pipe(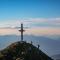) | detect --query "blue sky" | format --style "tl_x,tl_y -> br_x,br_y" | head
0,0 -> 60,20
0,0 -> 60,35
0,0 -> 60,27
